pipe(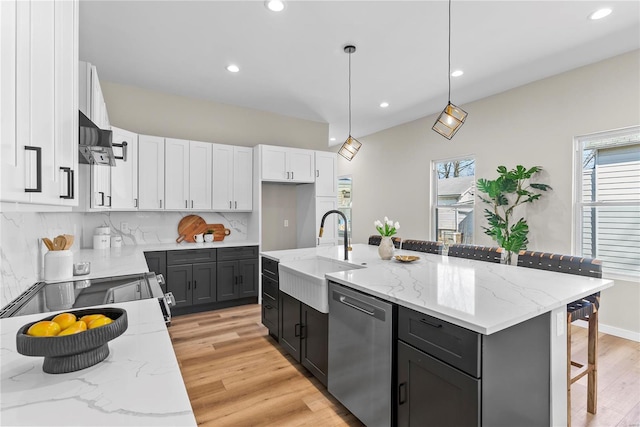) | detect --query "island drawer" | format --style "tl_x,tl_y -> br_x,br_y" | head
218,246 -> 258,261
398,306 -> 481,377
262,257 -> 279,282
262,276 -> 279,306
167,249 -> 217,265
